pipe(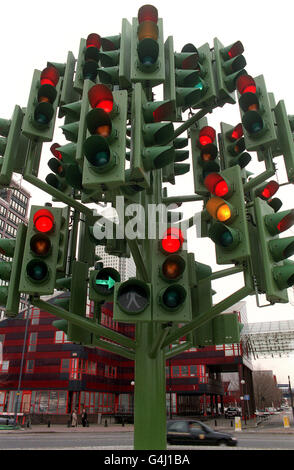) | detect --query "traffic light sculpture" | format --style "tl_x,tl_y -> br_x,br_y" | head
131,5 -> 165,86
205,165 -> 251,265
190,118 -> 220,196
22,65 -> 62,142
2,2 -> 294,452
19,206 -> 63,295
82,84 -> 128,191
251,197 -> 294,303
236,74 -> 277,151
